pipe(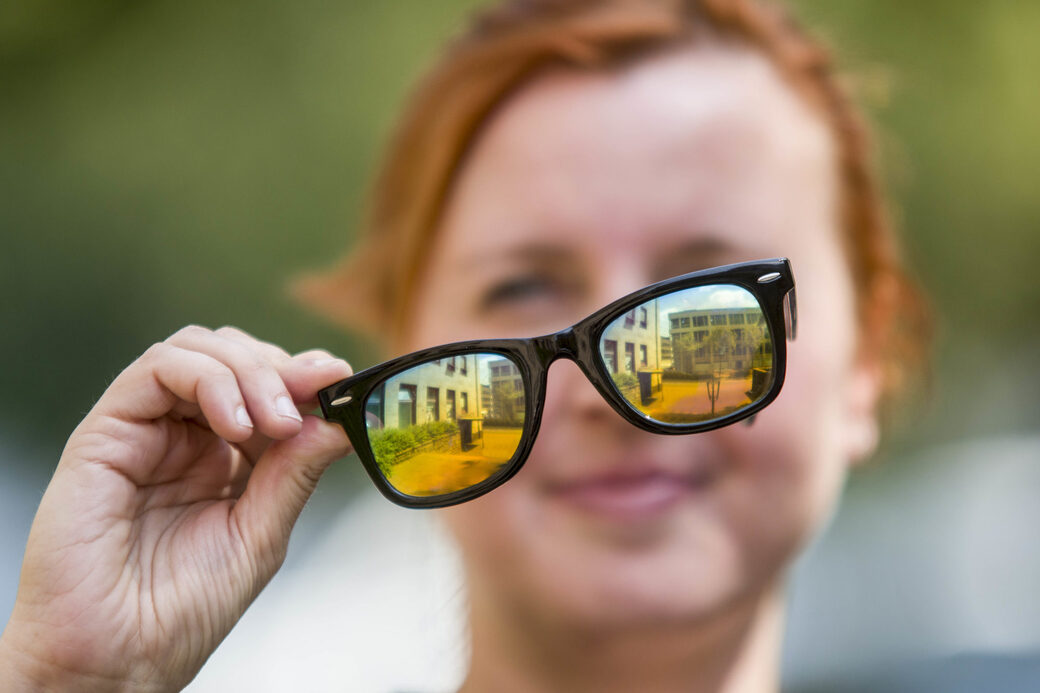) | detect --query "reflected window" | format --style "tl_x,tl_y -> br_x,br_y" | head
603,339 -> 618,374
398,384 -> 416,427
426,387 -> 440,422
366,383 -> 385,429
